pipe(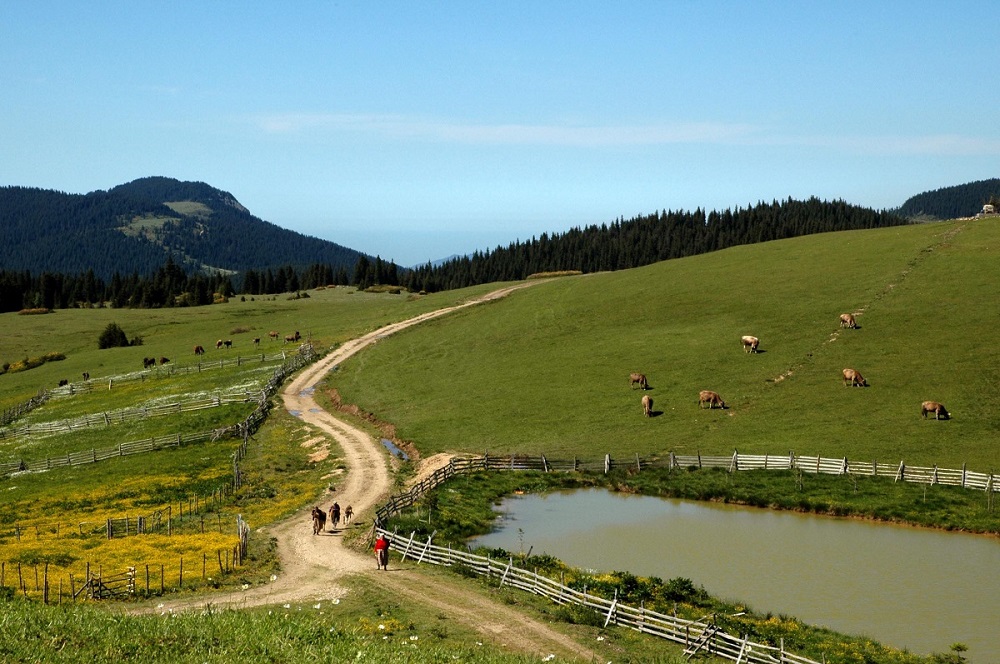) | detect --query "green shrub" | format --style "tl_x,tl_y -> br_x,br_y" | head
98,322 -> 130,349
